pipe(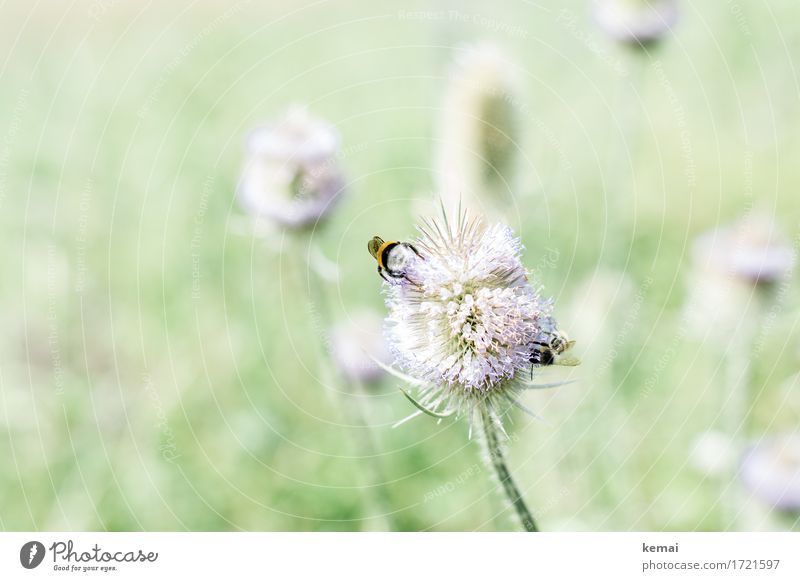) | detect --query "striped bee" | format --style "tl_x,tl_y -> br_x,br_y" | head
367,236 -> 423,283
528,330 -> 578,378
